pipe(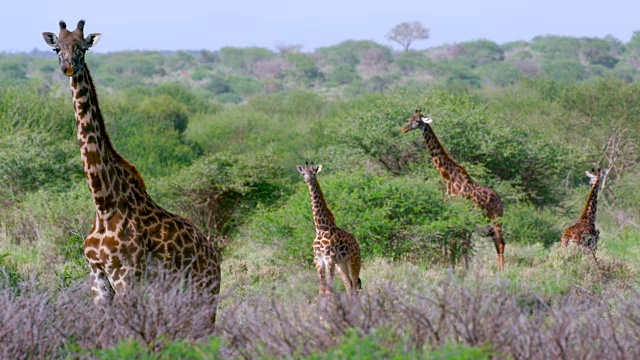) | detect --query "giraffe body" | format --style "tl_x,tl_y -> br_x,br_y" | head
42,21 -> 221,315
297,163 -> 361,298
561,169 -> 602,250
403,110 -> 505,271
